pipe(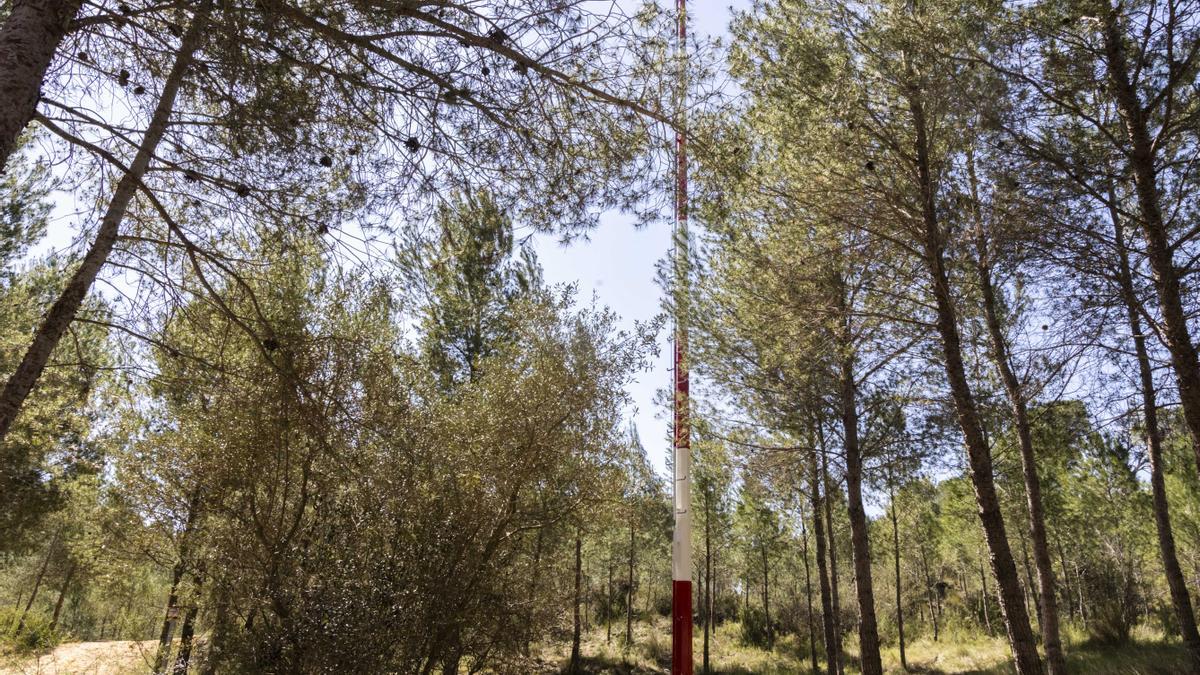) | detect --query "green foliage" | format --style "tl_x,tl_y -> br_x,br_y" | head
0,143 -> 112,550
0,608 -> 60,654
